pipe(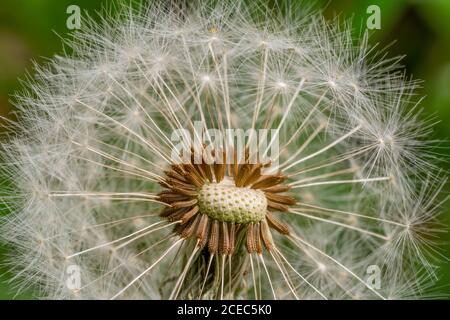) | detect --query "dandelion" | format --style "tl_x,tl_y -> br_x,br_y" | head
0,1 -> 447,300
